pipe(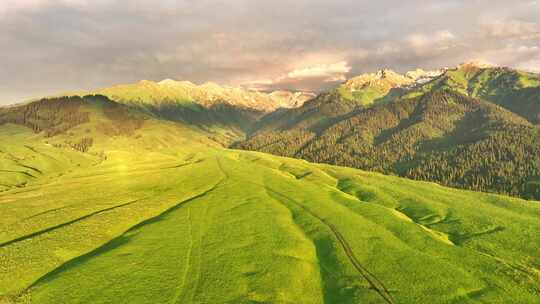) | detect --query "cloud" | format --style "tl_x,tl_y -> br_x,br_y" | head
518,60 -> 540,73
406,30 -> 457,54
0,0 -> 47,12
435,30 -> 456,42
1,1 -> 540,103
516,45 -> 540,53
286,61 -> 351,81
479,19 -> 540,39
0,0 -> 90,14
242,61 -> 351,91
454,42 -> 540,75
